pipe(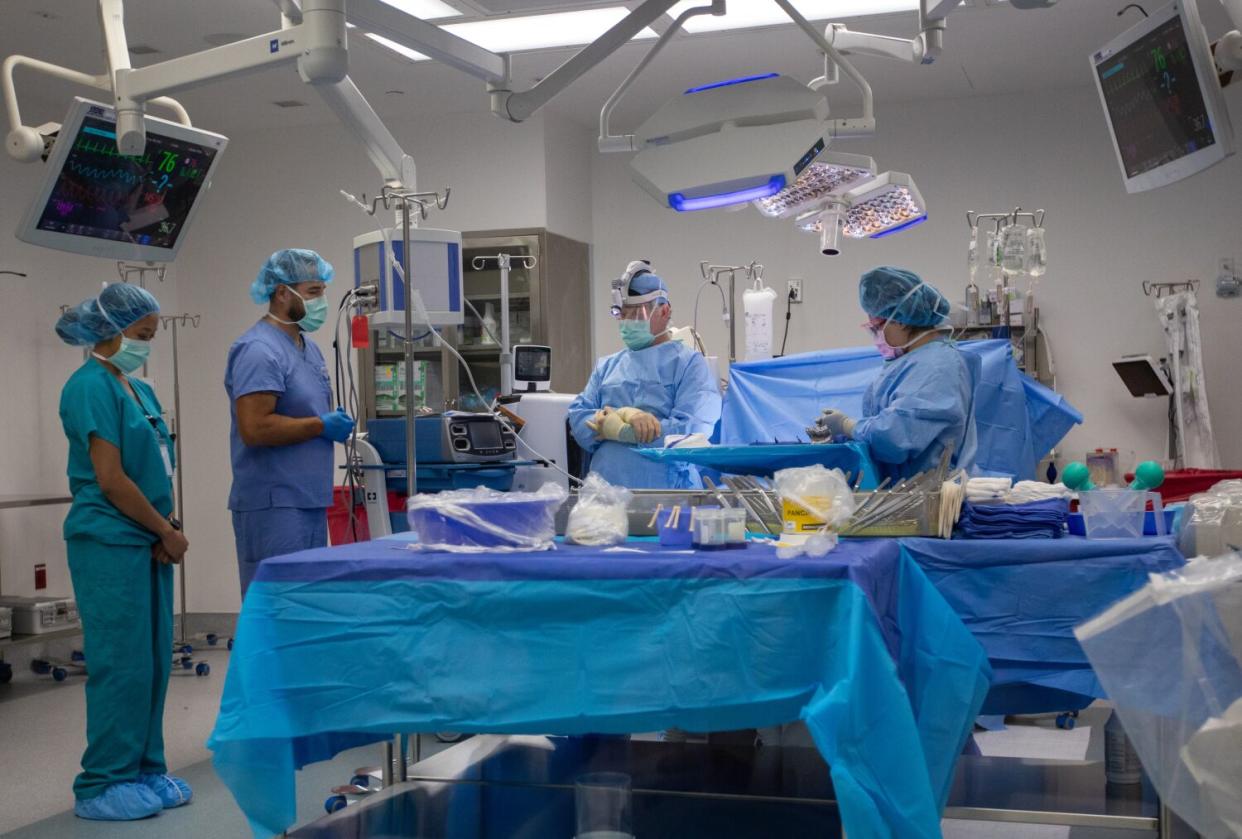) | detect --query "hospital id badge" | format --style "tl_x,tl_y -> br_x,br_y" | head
160,442 -> 174,478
